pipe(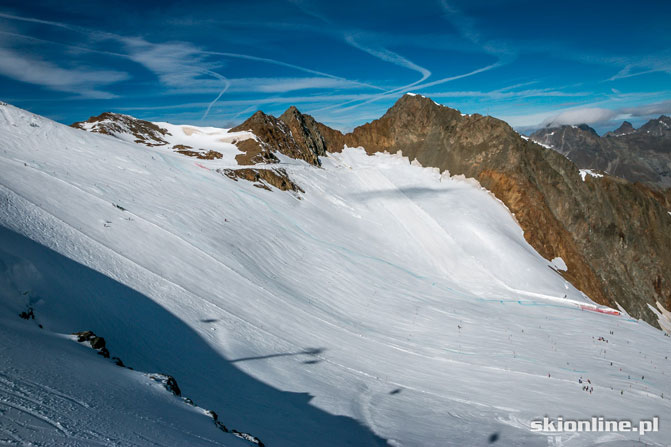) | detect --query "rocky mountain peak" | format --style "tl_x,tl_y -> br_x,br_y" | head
638,115 -> 671,137
233,110 -> 277,130
230,107 -> 327,166
576,123 -> 599,135
607,120 -> 635,137
279,105 -> 302,119
385,93 -> 464,120
342,93 -> 497,156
